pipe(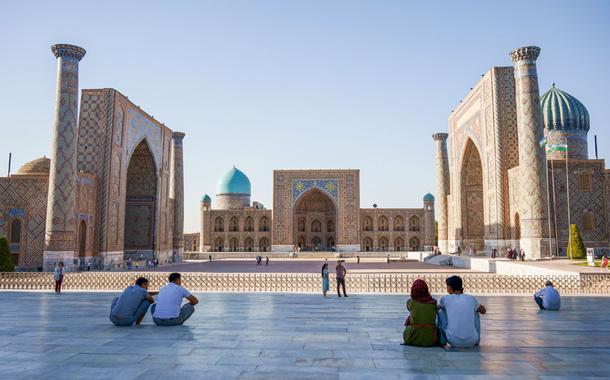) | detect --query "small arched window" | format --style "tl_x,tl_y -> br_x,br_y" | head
363,216 -> 373,232
394,216 -> 404,231
394,237 -> 404,251
311,220 -> 322,233
298,218 -> 306,232
214,217 -> 224,232
409,237 -> 420,251
409,216 -> 420,232
327,220 -> 335,233
378,216 -> 388,231
379,237 -> 388,251
259,217 -> 269,232
245,217 -> 254,232
230,217 -> 239,232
